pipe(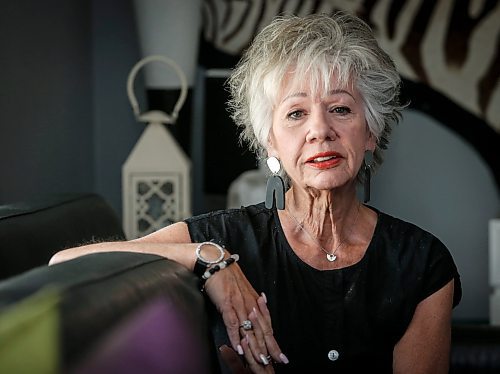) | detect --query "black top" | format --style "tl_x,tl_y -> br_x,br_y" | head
186,203 -> 461,373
